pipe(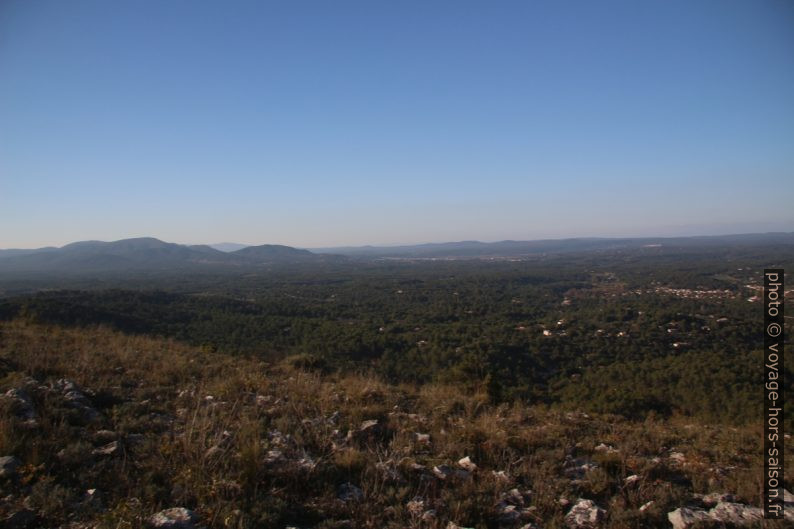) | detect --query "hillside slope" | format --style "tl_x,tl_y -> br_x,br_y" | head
0,321 -> 790,528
